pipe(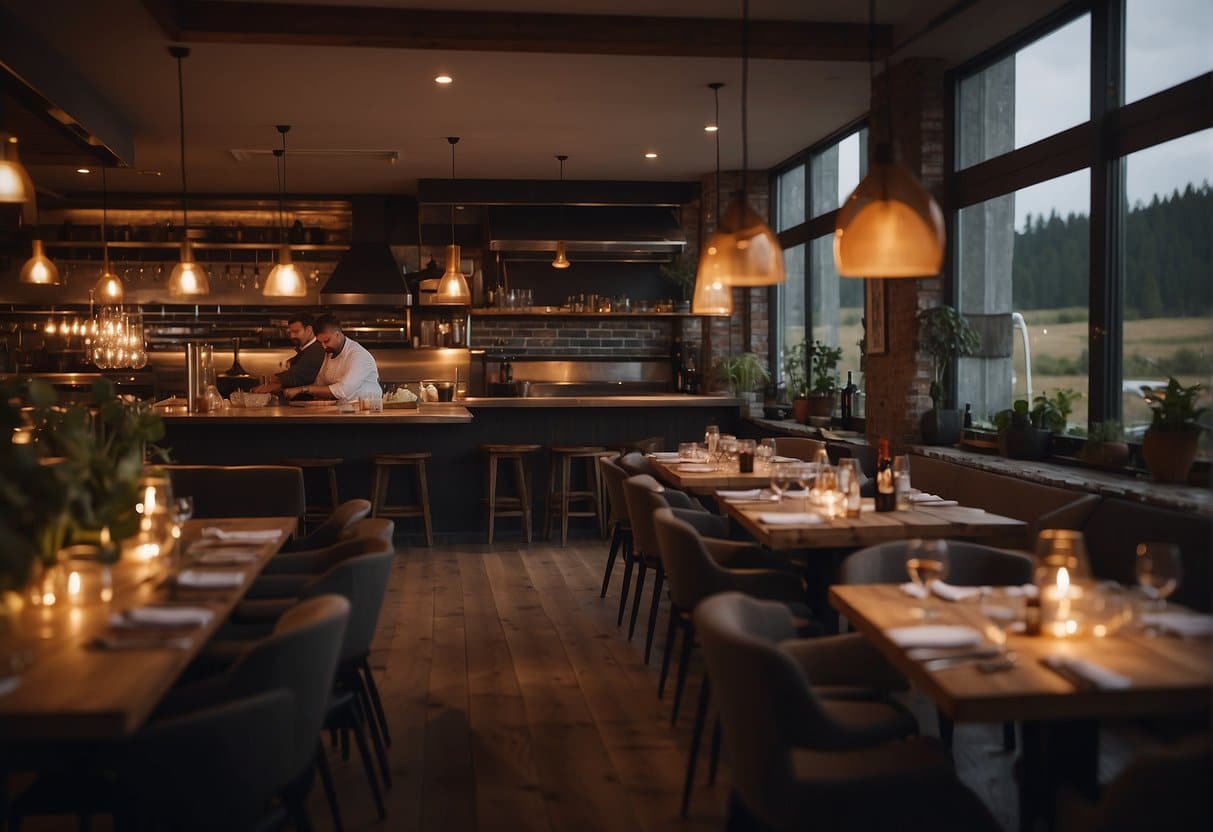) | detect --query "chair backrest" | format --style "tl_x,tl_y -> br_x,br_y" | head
617,451 -> 659,478
620,436 -> 665,454
123,688 -> 296,830
303,499 -> 372,549
841,540 -> 1033,586
341,517 -> 396,545
652,507 -> 742,609
774,437 -> 826,461
164,464 -> 306,521
264,533 -> 393,577
599,454 -> 631,529
303,550 -> 395,661
622,474 -> 672,557
227,594 -> 349,781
